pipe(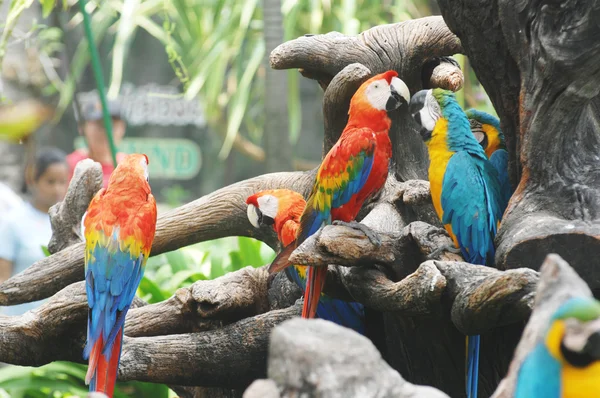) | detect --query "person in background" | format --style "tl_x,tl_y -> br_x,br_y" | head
0,147 -> 69,315
0,182 -> 22,223
67,97 -> 127,188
